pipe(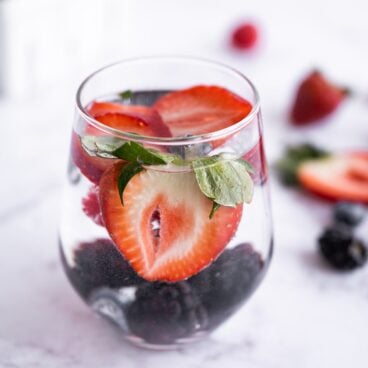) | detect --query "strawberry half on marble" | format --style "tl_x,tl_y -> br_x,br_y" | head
99,162 -> 243,282
71,102 -> 170,184
154,85 -> 252,140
